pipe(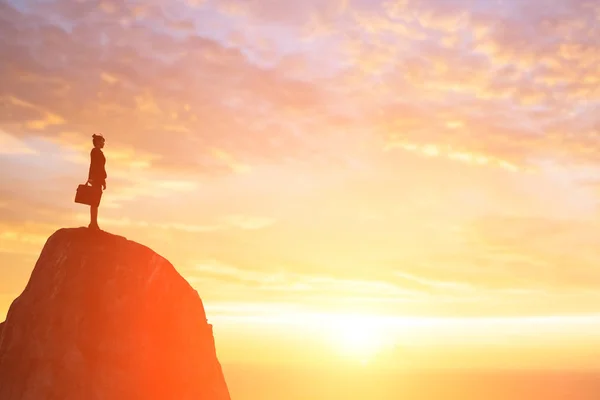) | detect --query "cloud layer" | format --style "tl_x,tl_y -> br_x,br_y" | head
1,0 -> 599,323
